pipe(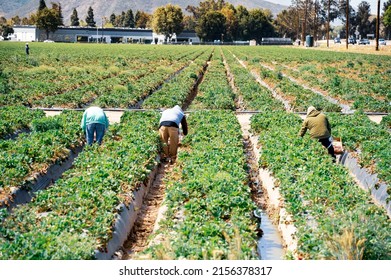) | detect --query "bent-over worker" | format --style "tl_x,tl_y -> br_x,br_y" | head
81,106 -> 109,145
298,106 -> 336,161
159,105 -> 188,163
